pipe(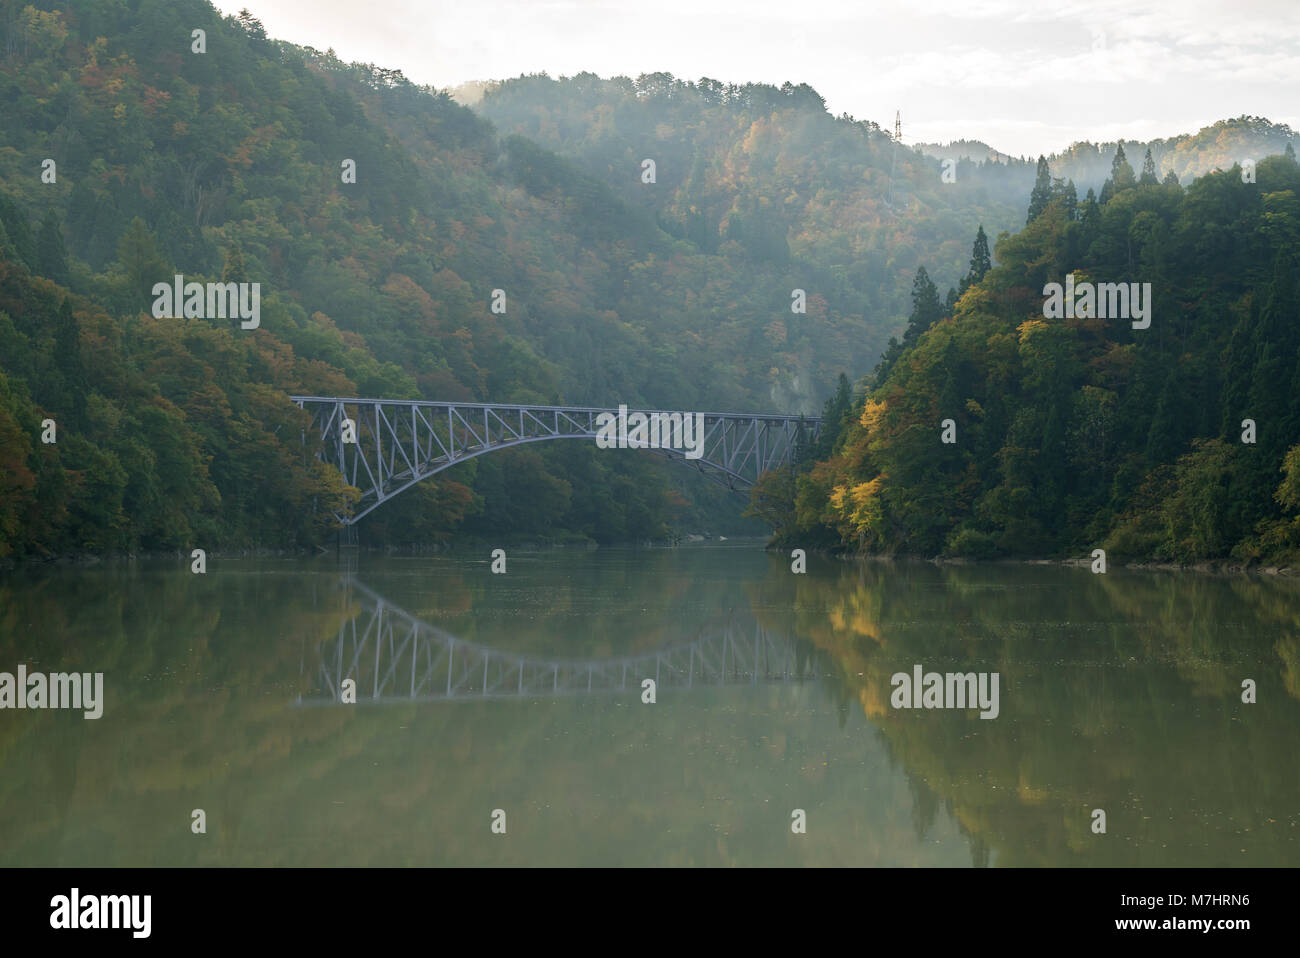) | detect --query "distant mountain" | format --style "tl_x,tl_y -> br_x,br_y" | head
918,117 -> 1300,200
447,80 -> 496,107
474,72 -> 1026,342
473,74 -> 1297,352
914,139 -> 1016,165
1048,117 -> 1298,194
